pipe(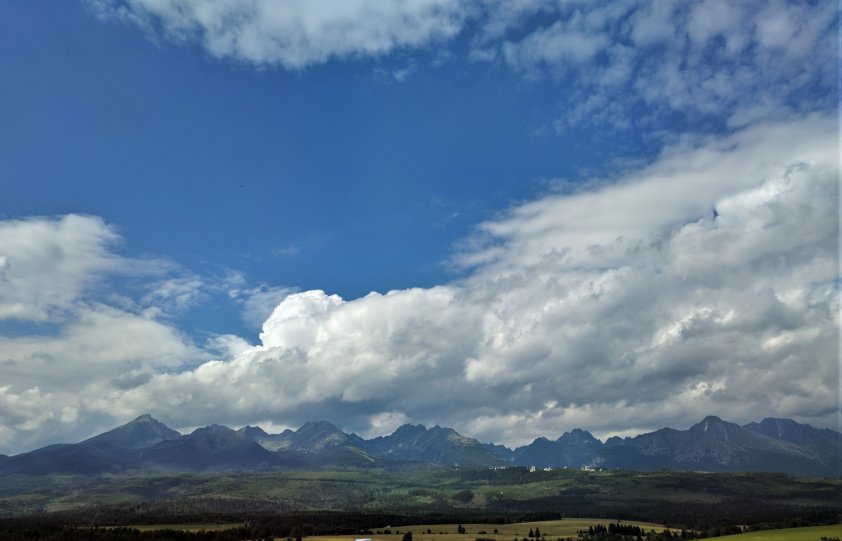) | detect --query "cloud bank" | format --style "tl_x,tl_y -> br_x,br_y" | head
1,113 -> 829,452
